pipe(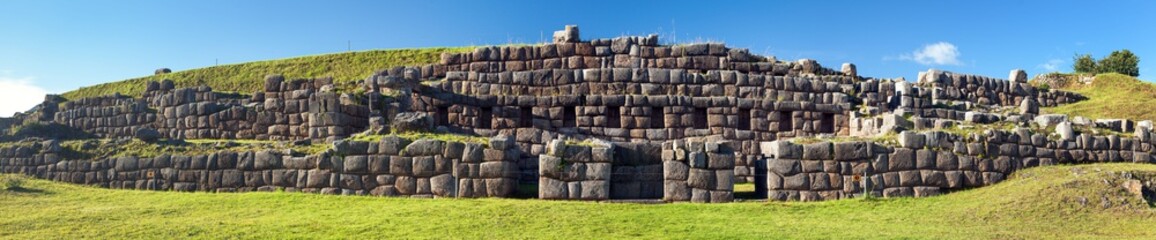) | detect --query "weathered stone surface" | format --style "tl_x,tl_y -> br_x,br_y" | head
392,112 -> 434,133
802,142 -> 831,160
490,135 -> 514,150
134,128 -> 161,142
834,142 -> 871,161
404,139 -> 445,157
899,131 -> 925,149
889,148 -> 915,171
